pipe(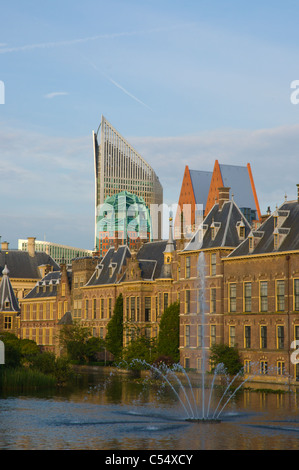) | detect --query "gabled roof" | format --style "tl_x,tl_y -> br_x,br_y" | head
228,199 -> 299,258
0,265 -> 20,312
184,198 -> 251,252
24,271 -> 61,299
219,163 -> 256,211
189,169 -> 213,206
87,240 -> 174,285
86,245 -> 131,286
204,161 -> 261,221
0,250 -> 59,279
137,240 -> 171,280
58,311 -> 73,325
